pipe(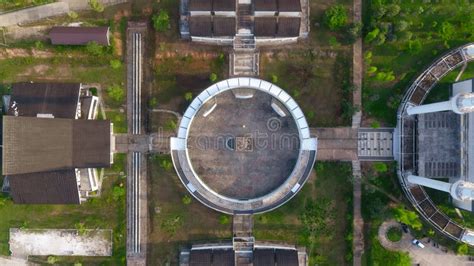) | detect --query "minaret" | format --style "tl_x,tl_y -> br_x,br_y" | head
407,92 -> 474,116
408,175 -> 474,202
